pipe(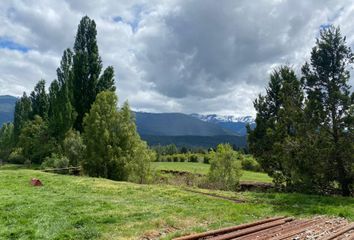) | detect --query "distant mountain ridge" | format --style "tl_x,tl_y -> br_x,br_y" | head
134,112 -> 233,136
0,95 -> 249,148
0,95 -> 17,126
190,113 -> 255,136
